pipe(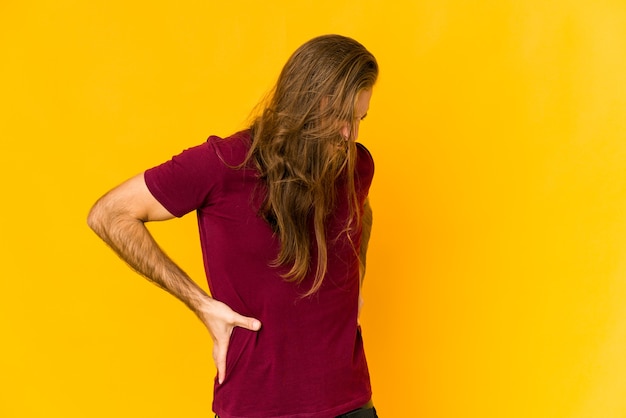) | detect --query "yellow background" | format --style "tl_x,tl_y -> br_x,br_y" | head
2,0 -> 626,417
